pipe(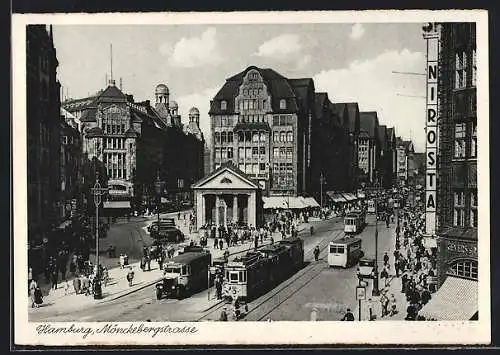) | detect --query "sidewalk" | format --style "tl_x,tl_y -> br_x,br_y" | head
28,225 -> 286,316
